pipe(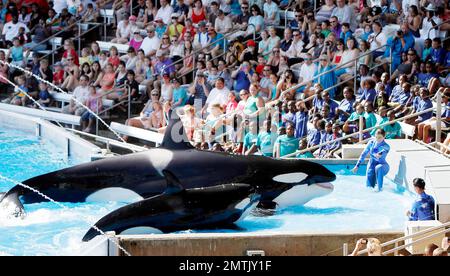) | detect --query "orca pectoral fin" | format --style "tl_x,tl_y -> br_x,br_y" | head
162,170 -> 184,195
0,192 -> 25,218
82,194 -> 171,242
